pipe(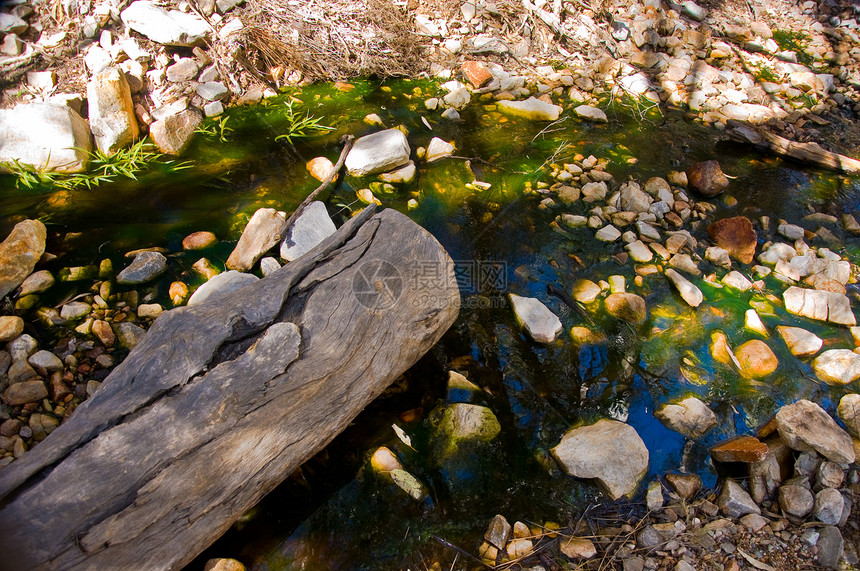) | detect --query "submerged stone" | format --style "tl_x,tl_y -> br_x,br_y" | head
734,339 -> 778,378
509,293 -> 562,343
665,268 -> 703,307
707,217 -> 756,264
433,403 -> 501,461
654,396 -> 716,439
496,97 -> 562,121
551,419 -> 649,499
688,160 -> 728,197
605,293 -> 647,324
